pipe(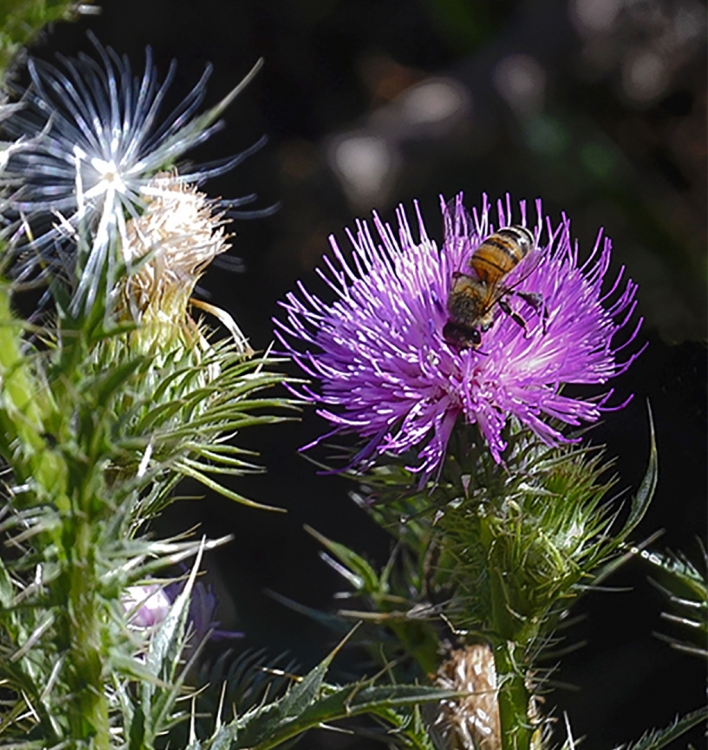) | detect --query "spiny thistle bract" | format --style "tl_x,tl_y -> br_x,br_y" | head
638,544 -> 708,659
275,193 -> 644,477
308,429 -> 656,747
0,32 -> 264,315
